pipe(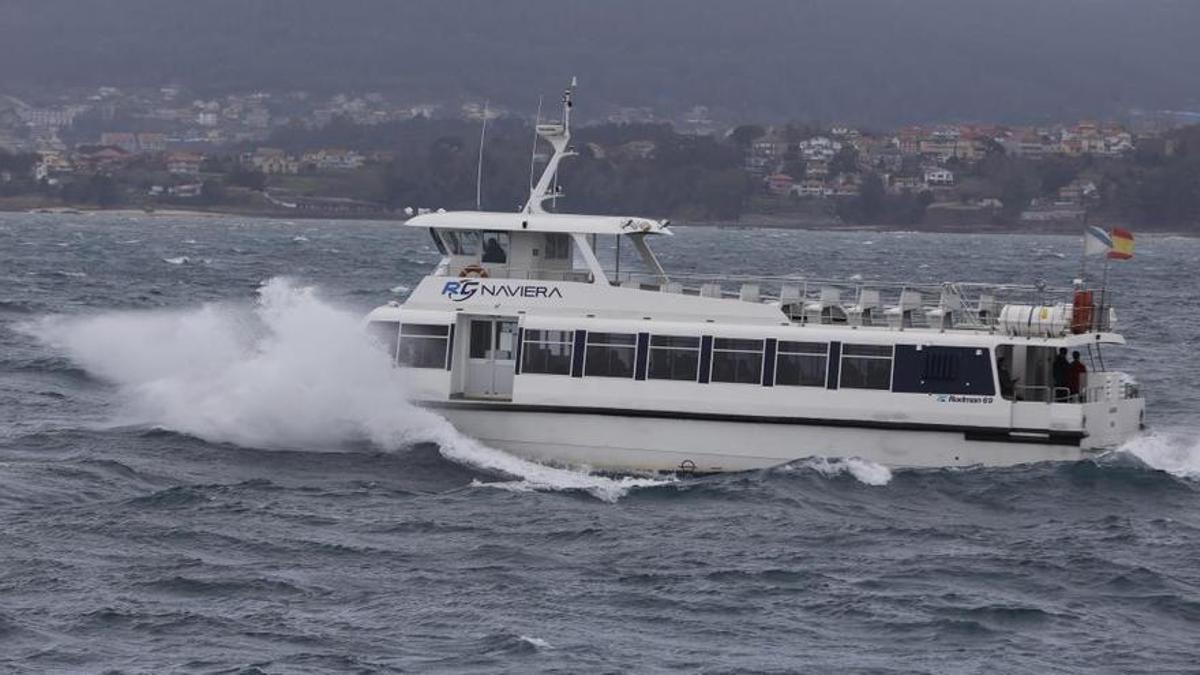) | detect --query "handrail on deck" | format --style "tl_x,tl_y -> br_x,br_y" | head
433,264 -> 1116,334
